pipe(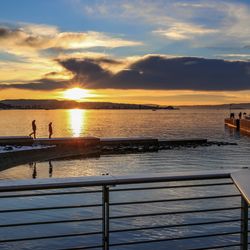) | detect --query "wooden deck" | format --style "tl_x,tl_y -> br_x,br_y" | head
239,119 -> 250,134
224,118 -> 240,129
225,118 -> 250,134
